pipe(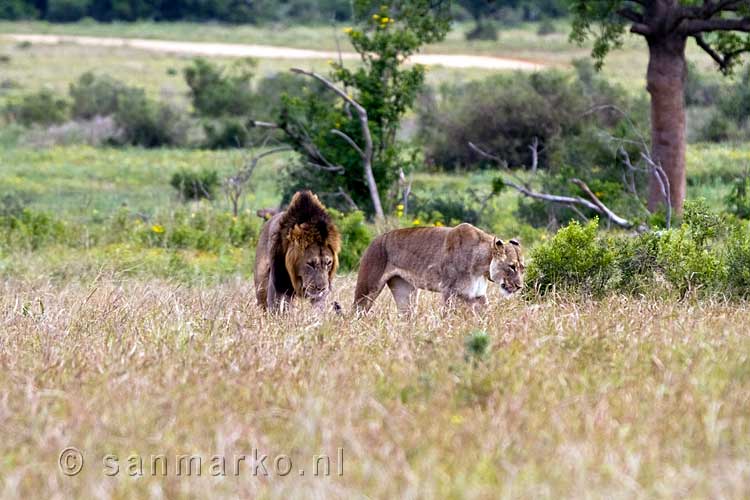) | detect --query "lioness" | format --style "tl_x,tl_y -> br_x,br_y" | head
254,190 -> 341,311
354,223 -> 523,314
